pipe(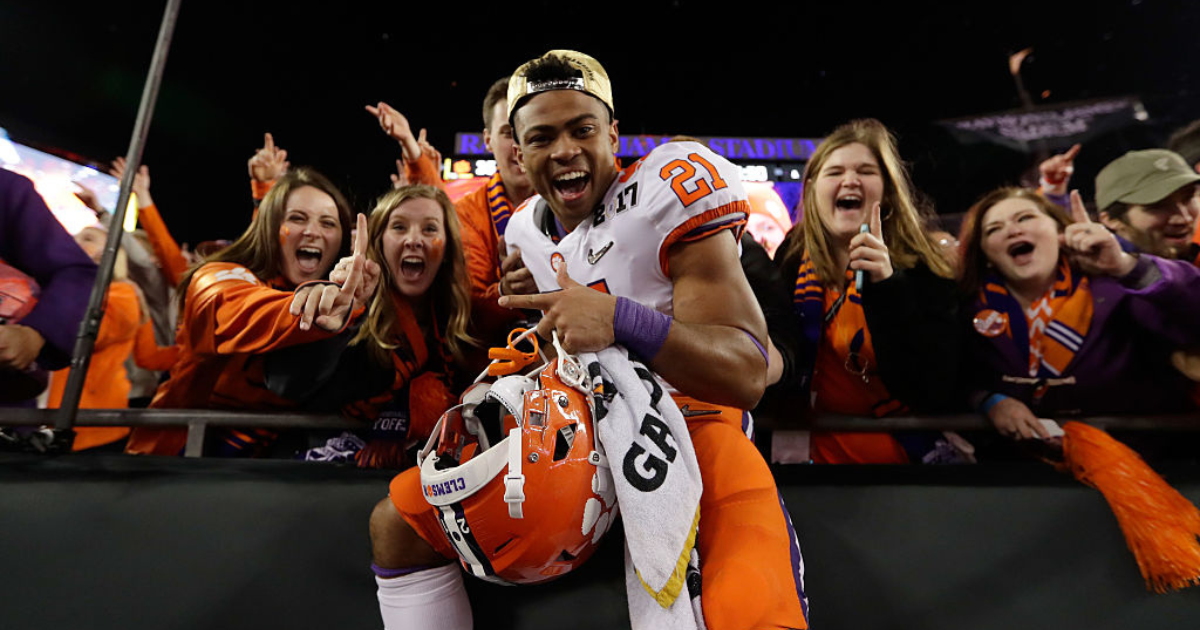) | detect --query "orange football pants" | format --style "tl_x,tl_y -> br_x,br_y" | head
388,396 -> 808,630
